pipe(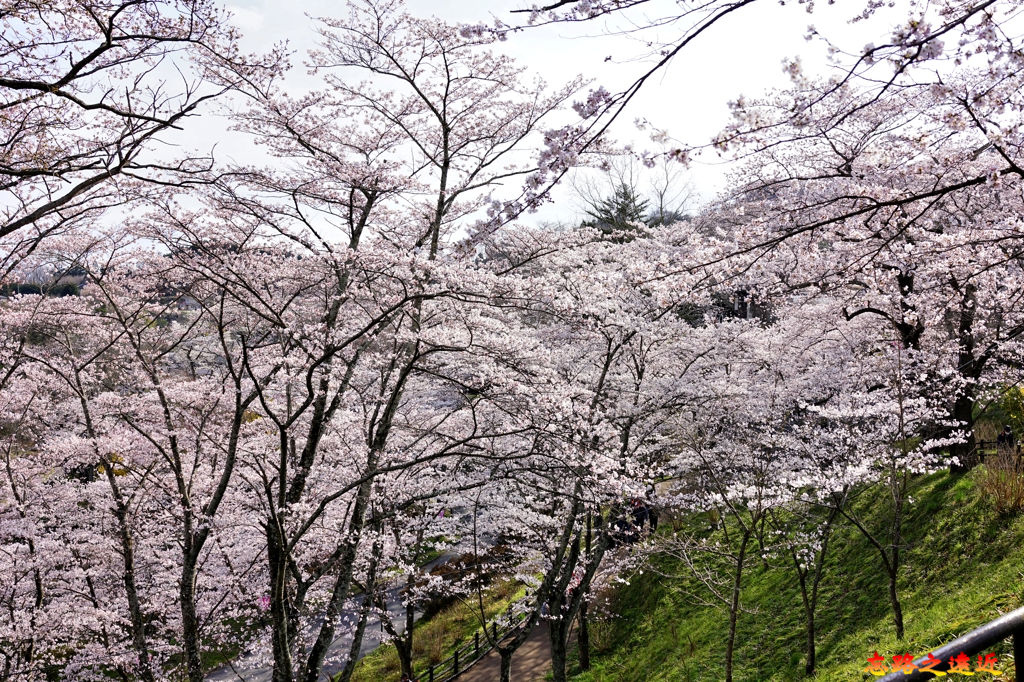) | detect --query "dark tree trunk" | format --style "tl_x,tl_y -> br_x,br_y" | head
950,281 -> 980,472
267,521 -> 294,682
499,648 -> 513,682
549,511 -> 612,682
756,514 -> 770,571
180,555 -> 203,682
301,448 -> 381,682
578,513 -> 593,672
337,592 -> 373,682
793,561 -> 815,676
788,504 -> 838,677
805,607 -> 816,675
338,542 -> 382,682
577,599 -> 591,671
888,553 -> 904,640
949,392 -> 978,471
106,470 -> 156,682
888,473 -> 906,641
80,388 -> 156,682
895,271 -> 924,351
396,640 -> 413,679
400,572 -> 416,677
839,497 -> 906,642
549,612 -> 570,682
724,526 -> 752,682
